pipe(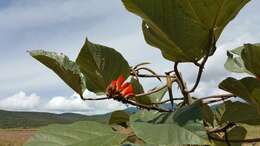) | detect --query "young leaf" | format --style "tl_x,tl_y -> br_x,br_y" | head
25,121 -> 127,146
76,38 -> 130,94
122,0 -> 250,62
29,50 -> 86,96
